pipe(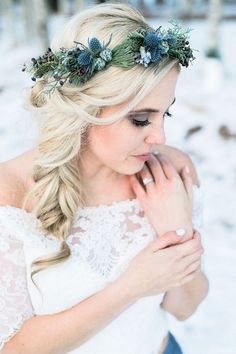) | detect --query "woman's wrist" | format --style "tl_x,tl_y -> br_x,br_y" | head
108,274 -> 140,304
